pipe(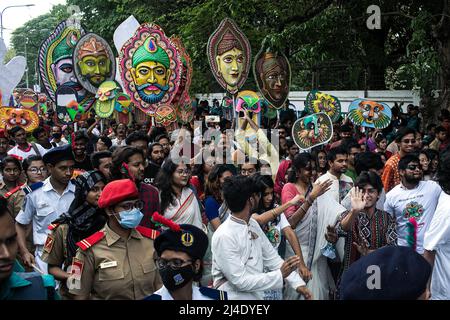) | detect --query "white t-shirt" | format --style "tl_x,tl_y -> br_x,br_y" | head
262,212 -> 290,250
384,180 -> 442,254
424,192 -> 450,300
7,143 -> 48,160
